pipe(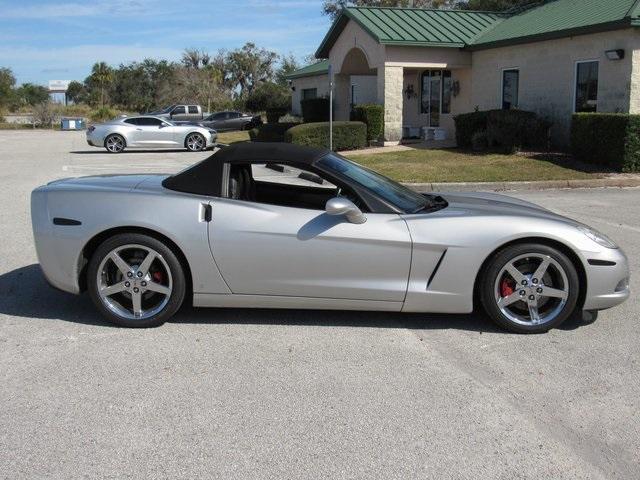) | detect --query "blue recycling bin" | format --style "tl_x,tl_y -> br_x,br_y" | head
60,118 -> 86,131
